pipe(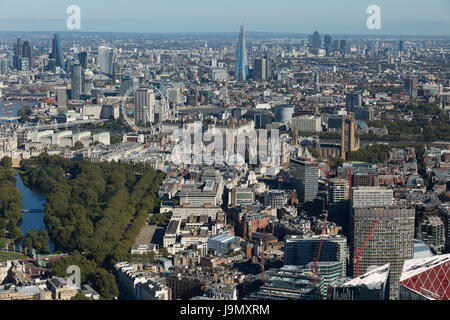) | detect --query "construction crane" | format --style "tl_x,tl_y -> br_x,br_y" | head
304,158 -> 331,284
353,221 -> 380,277
261,226 -> 266,283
